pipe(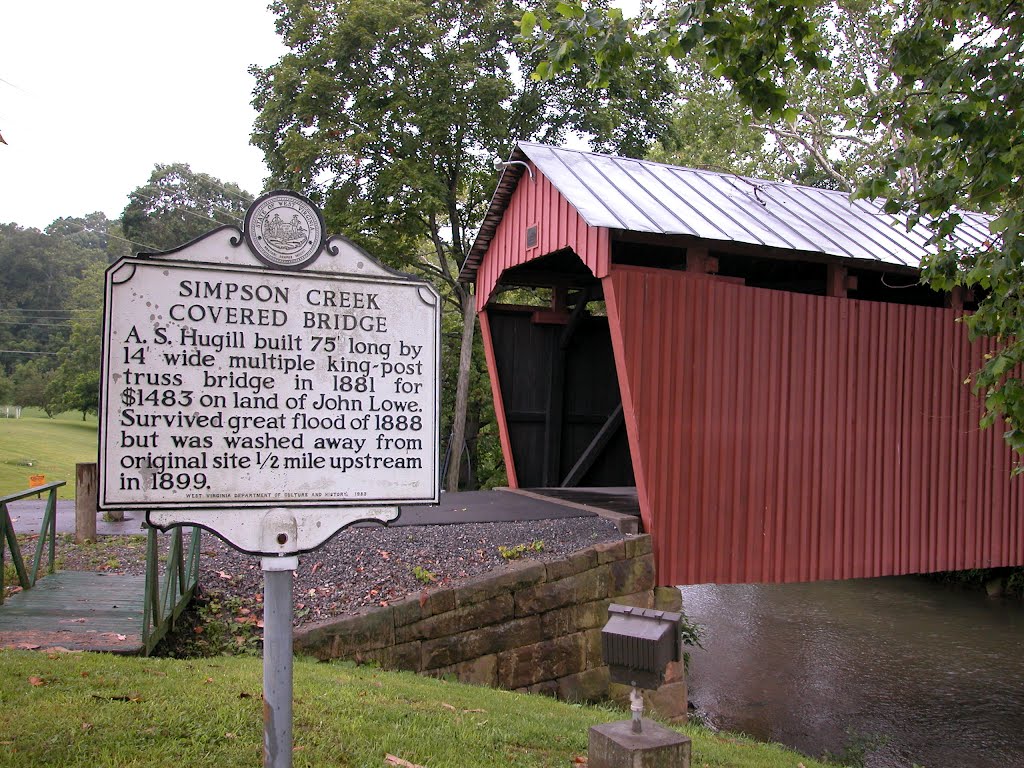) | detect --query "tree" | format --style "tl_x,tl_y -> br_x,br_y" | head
862,0 -> 1024,454
12,358 -> 53,415
251,0 -> 678,489
0,222 -> 109,376
46,211 -> 129,256
121,163 -> 254,252
0,371 -> 12,406
646,69 -> 789,179
528,0 -> 1024,457
47,262 -> 105,419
